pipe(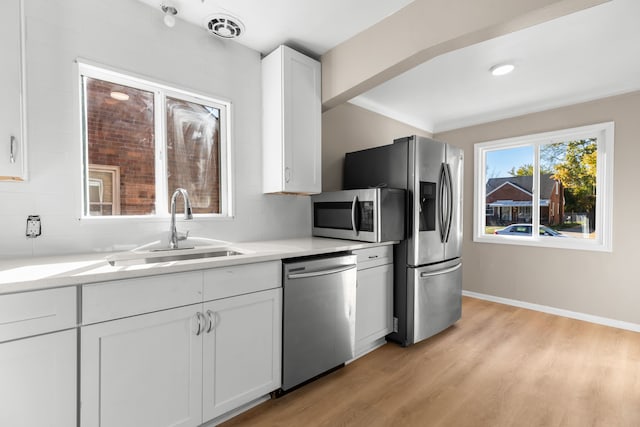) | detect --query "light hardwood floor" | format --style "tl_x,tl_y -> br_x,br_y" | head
222,296 -> 640,427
